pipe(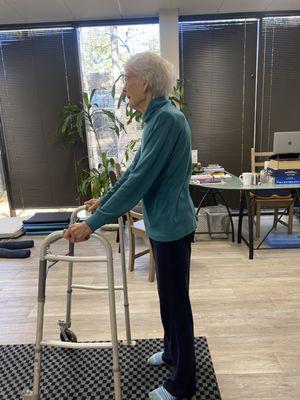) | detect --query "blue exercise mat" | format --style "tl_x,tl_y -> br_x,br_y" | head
25,230 -> 64,236
23,212 -> 72,225
23,223 -> 69,231
266,233 -> 300,248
